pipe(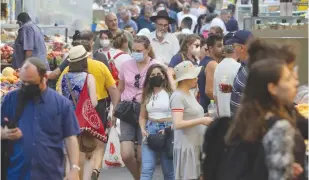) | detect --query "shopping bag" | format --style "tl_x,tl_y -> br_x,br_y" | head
102,127 -> 125,169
